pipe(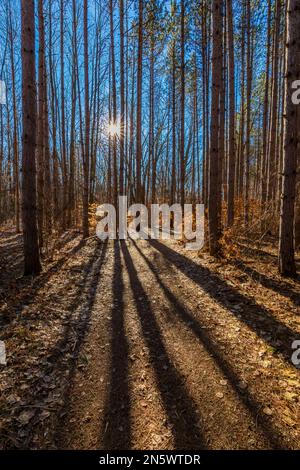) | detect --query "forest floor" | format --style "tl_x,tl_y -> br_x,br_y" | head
0,227 -> 300,449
